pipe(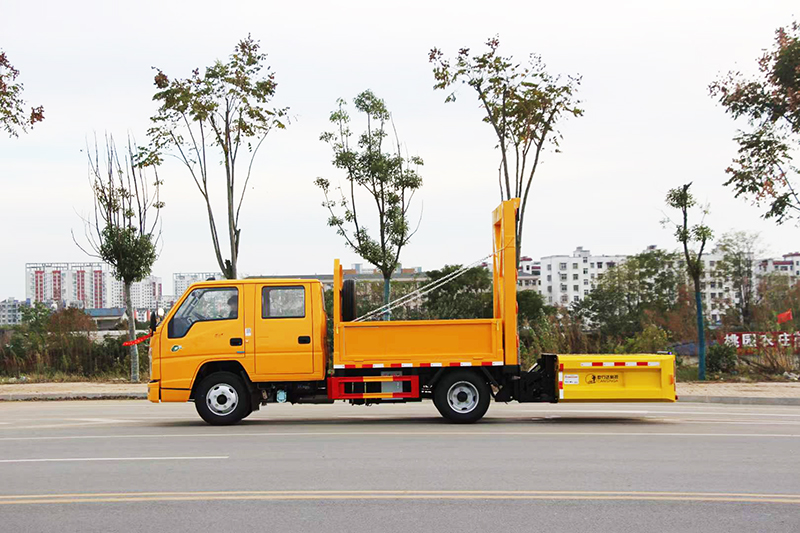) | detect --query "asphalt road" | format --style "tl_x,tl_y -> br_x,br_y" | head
1,400 -> 799,532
